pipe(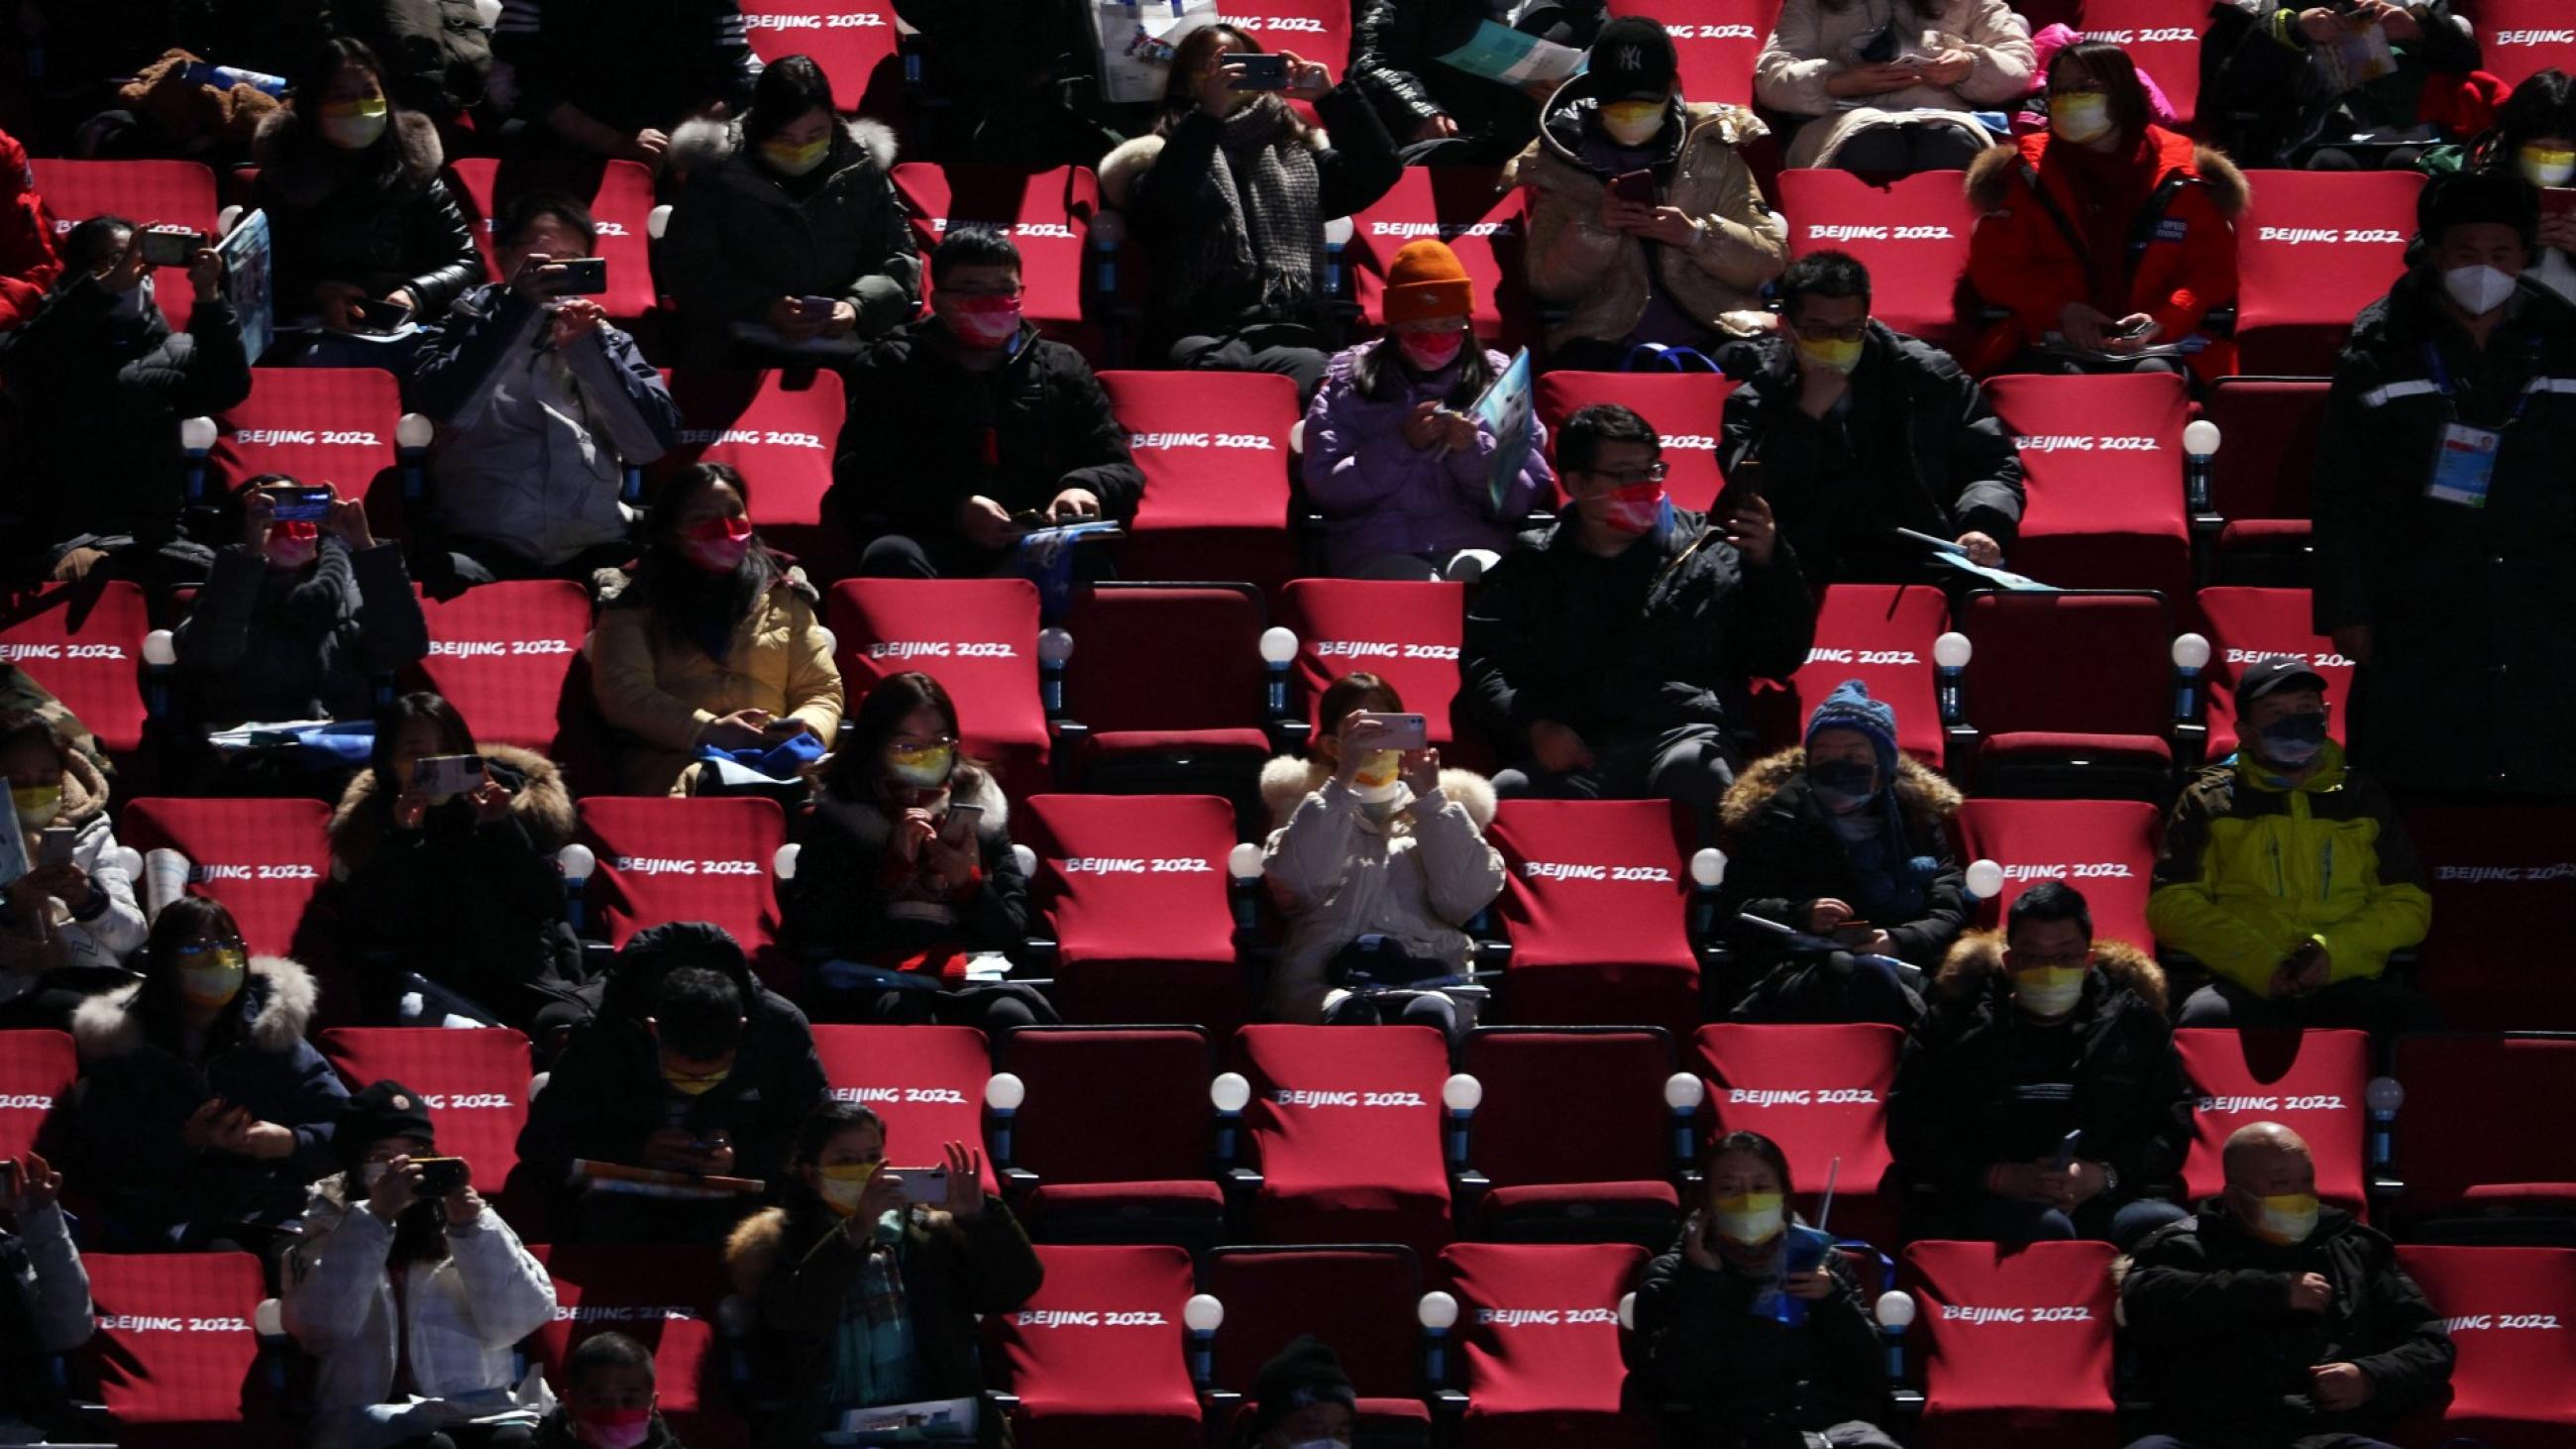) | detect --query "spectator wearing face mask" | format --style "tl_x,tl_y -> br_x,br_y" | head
529,1331 -> 684,1448
0,1148 -> 88,1444
2148,659 -> 2435,1034
0,710 -> 147,1030
1714,681 -> 1960,1027
2118,1122 -> 2456,1449
47,896 -> 349,1252
1635,1132 -> 1896,1449
2203,0 -> 2487,172
832,227 -> 1143,580
409,192 -> 678,593
1241,1336 -> 1358,1449
1756,0 -> 2033,174
0,126 -> 59,334
1301,240 -> 1554,579
280,1080 -> 557,1449
2422,69 -> 2576,305
1506,17 -> 1787,371
724,1103 -> 1040,1449
661,55 -> 920,367
0,213 -> 248,588
1887,882 -> 2190,1249
590,463 -> 844,797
